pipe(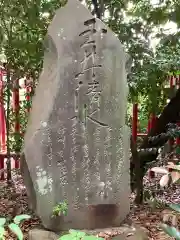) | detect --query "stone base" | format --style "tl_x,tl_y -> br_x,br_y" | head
28,225 -> 148,240
28,228 -> 59,240
42,202 -> 130,231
